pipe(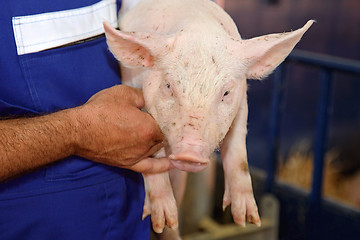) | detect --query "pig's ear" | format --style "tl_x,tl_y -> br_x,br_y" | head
240,20 -> 314,80
103,22 -> 171,67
